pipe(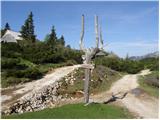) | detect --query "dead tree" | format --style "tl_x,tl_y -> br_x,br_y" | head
100,25 -> 104,50
80,15 -> 104,104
